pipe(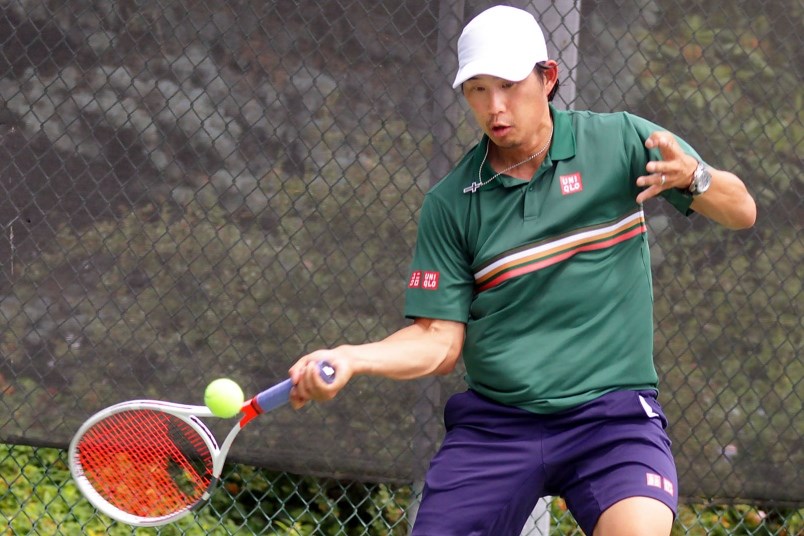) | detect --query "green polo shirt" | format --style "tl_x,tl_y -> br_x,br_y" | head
404,105 -> 698,413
